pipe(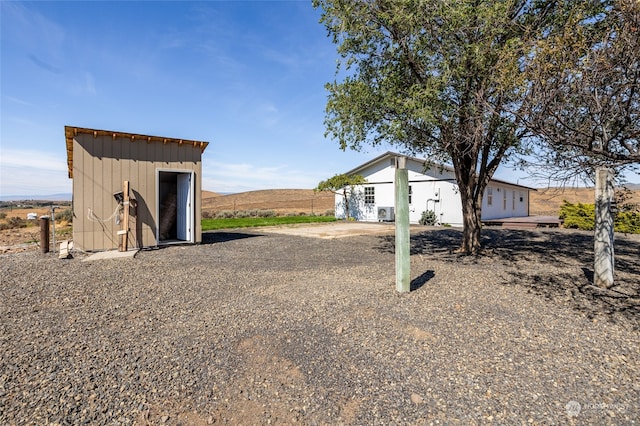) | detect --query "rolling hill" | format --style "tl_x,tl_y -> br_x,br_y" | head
201,189 -> 335,216
202,186 -> 640,218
